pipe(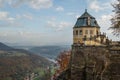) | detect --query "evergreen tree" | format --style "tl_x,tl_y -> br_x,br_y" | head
111,0 -> 120,36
